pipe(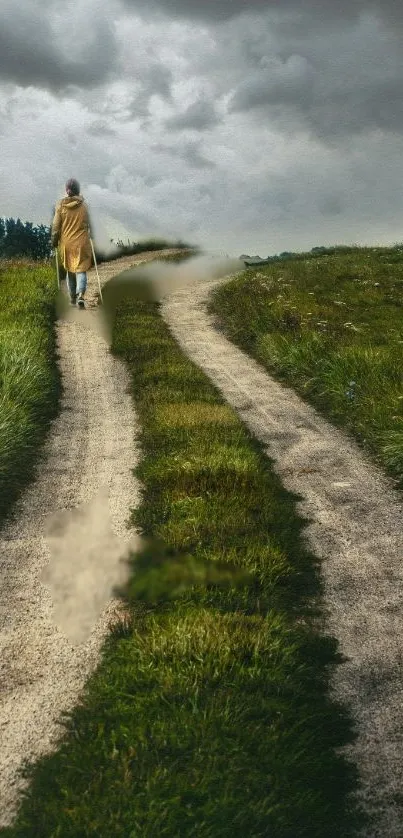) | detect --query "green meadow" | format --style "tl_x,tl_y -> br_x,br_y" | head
0,259 -> 60,526
0,249 -> 366,838
208,246 -> 403,485
6,242 -> 402,835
